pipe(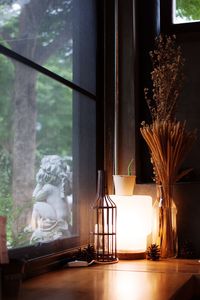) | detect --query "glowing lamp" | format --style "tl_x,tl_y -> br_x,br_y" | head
110,195 -> 152,259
